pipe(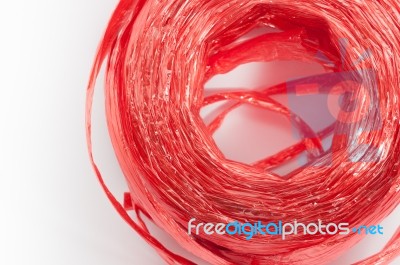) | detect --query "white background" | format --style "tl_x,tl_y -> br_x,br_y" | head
0,1 -> 399,264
